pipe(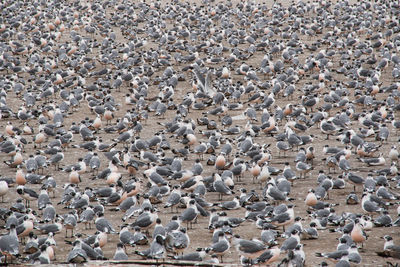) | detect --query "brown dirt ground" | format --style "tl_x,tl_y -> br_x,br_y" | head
0,0 -> 399,266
